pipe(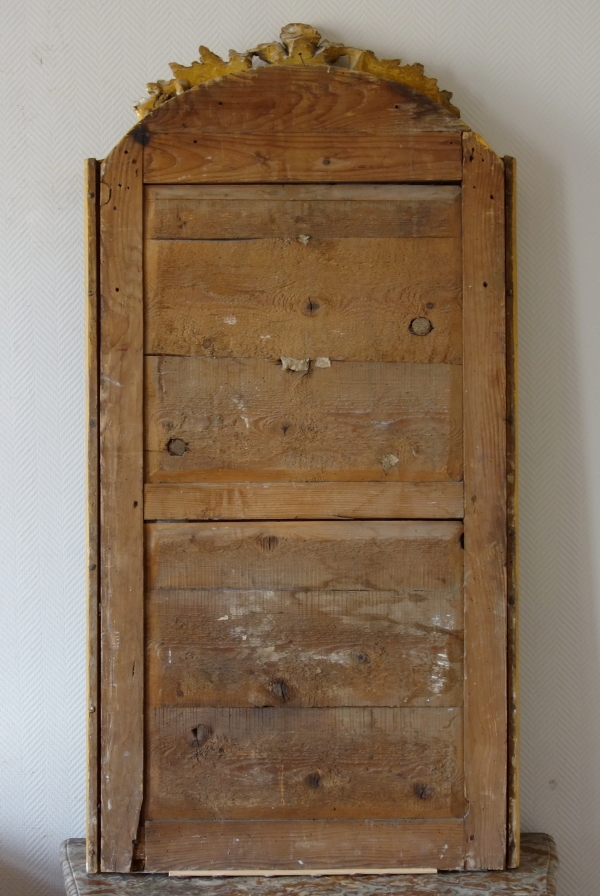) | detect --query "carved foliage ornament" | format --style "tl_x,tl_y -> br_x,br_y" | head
135,22 -> 460,121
